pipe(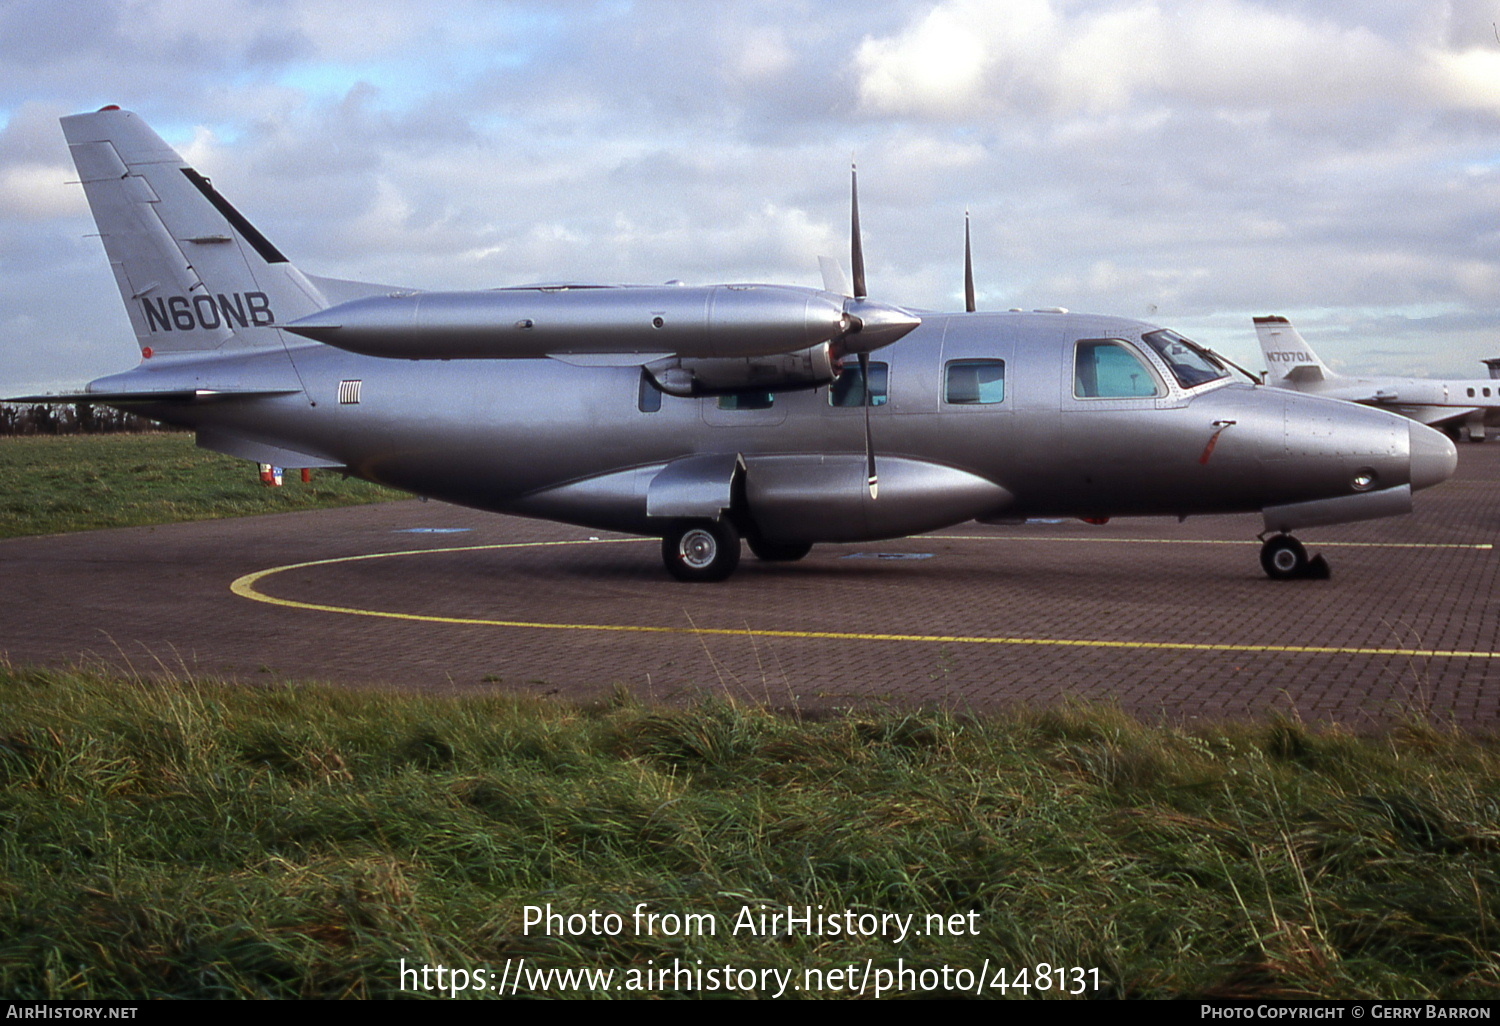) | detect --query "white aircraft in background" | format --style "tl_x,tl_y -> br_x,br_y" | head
1256,315 -> 1500,442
